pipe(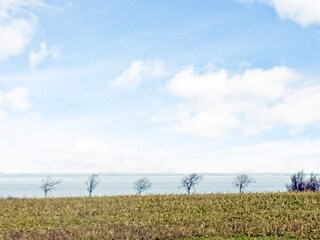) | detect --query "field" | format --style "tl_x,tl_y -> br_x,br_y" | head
1,192 -> 320,239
